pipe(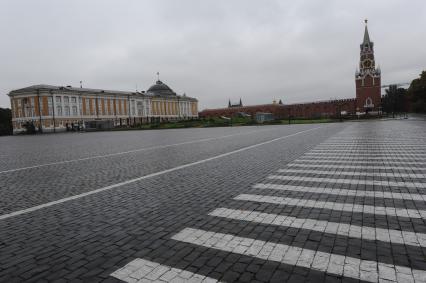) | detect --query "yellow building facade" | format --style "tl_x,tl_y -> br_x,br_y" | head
8,81 -> 198,134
